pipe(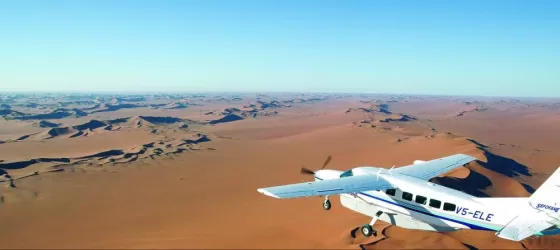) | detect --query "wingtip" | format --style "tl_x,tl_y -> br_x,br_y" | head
257,188 -> 280,198
495,232 -> 521,242
458,153 -> 478,161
